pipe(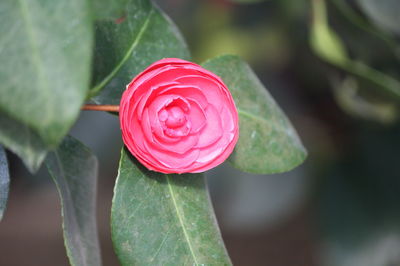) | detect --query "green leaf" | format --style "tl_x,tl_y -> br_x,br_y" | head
111,149 -> 232,265
92,0 -> 129,20
202,55 -> 307,174
89,0 -> 190,104
46,136 -> 101,266
0,112 -> 48,172
357,0 -> 400,36
0,0 -> 93,171
0,145 -> 10,221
